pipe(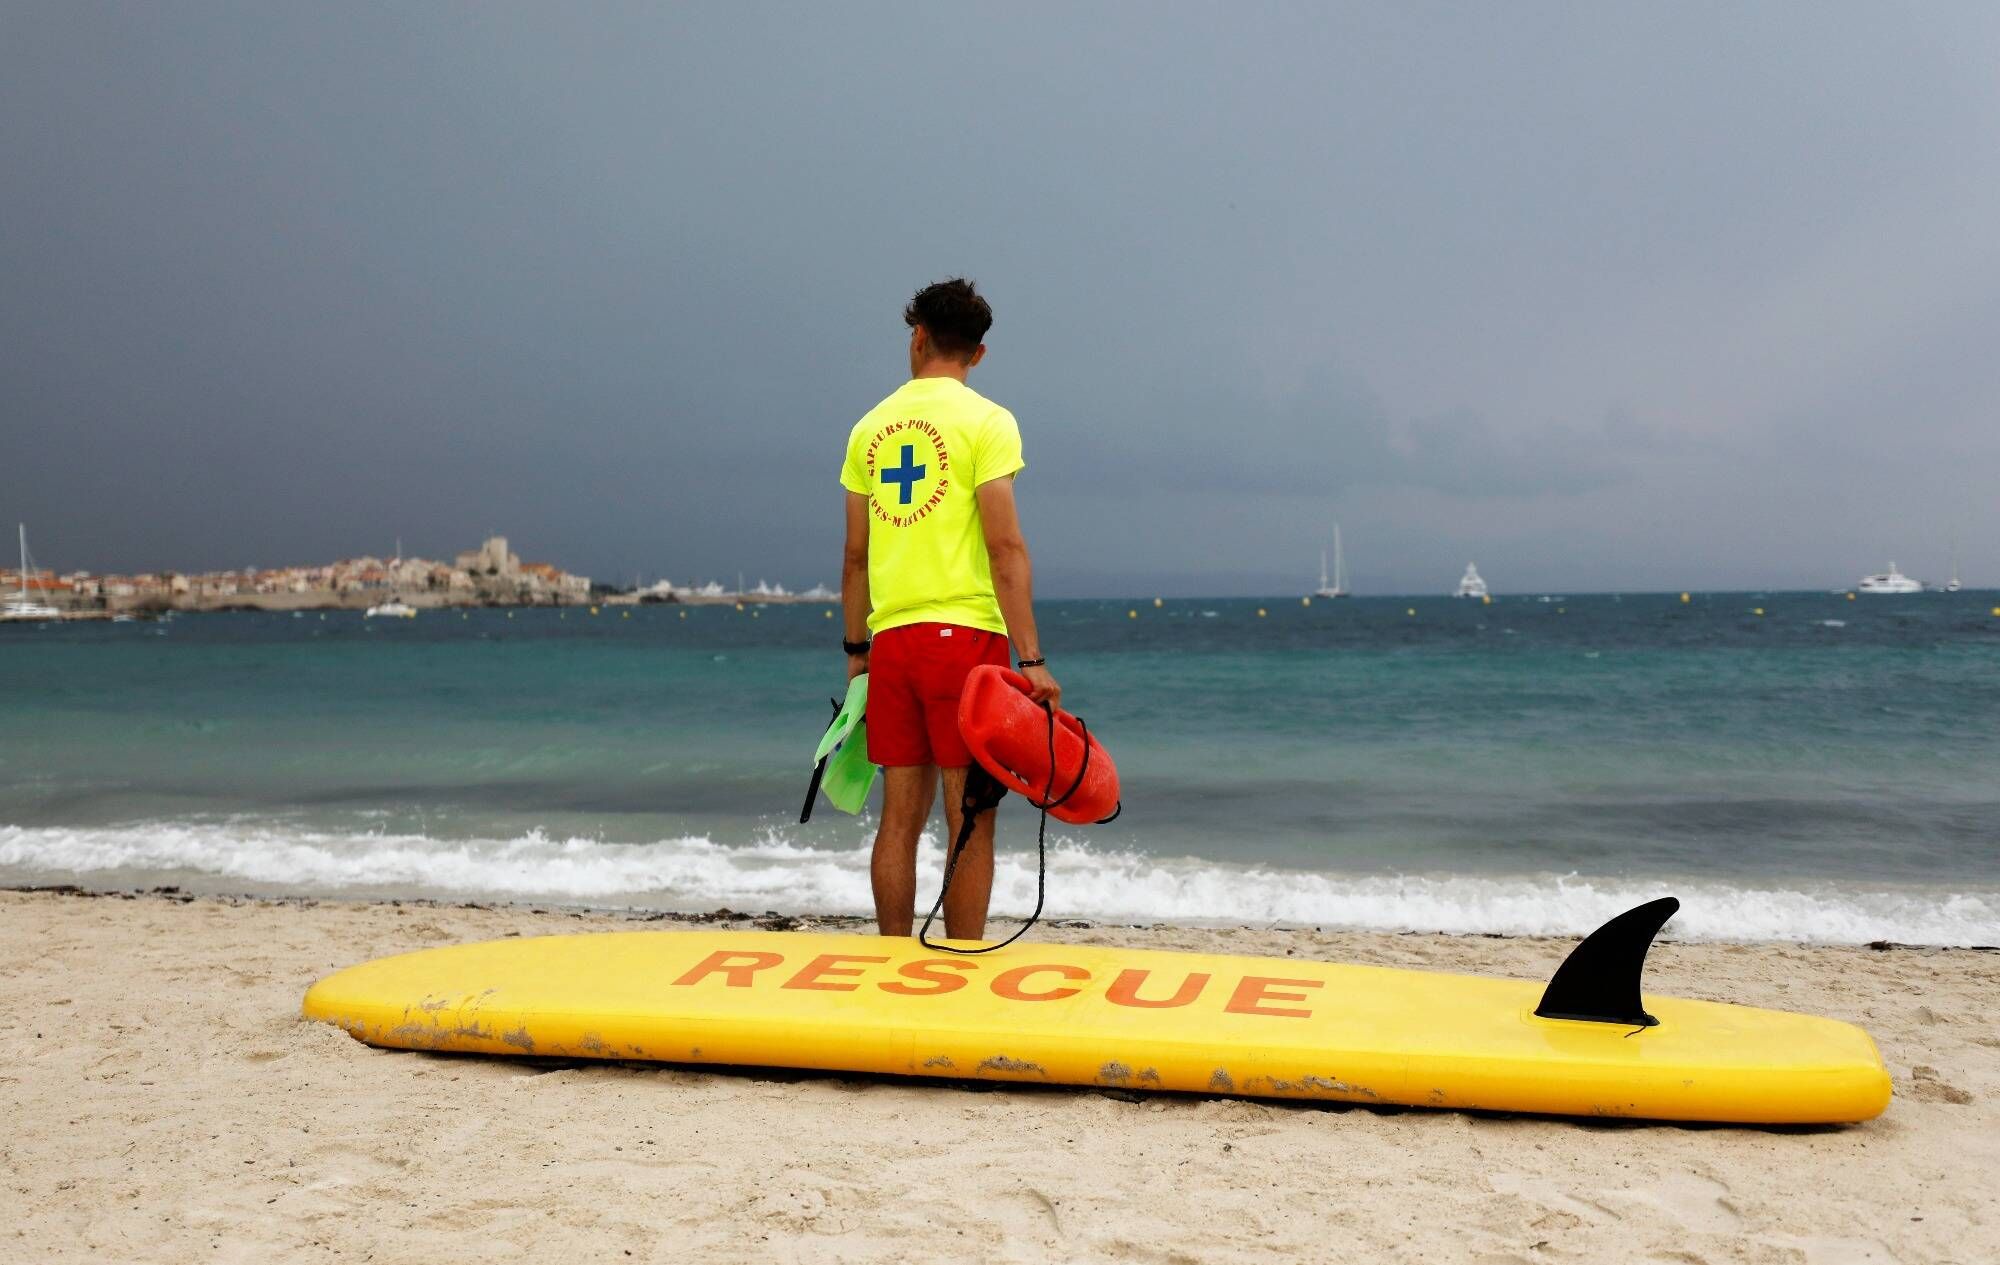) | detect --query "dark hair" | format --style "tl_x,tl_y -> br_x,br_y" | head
904,278 -> 992,359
